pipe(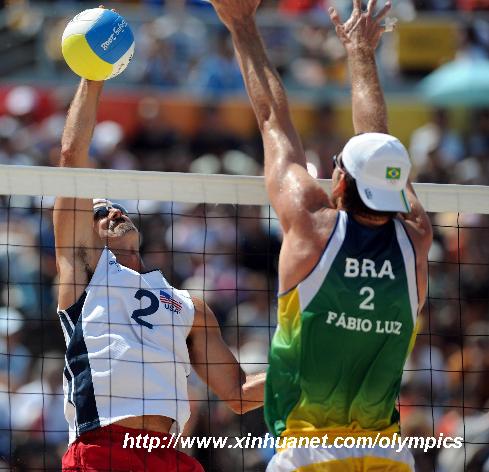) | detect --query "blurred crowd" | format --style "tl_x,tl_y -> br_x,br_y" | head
33,0 -> 489,13
3,0 -> 488,95
0,80 -> 488,471
0,1 -> 487,471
